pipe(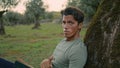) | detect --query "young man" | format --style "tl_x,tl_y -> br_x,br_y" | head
40,7 -> 87,68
